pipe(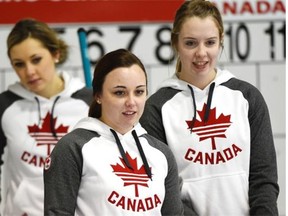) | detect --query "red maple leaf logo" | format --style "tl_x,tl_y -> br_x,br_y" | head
186,104 -> 232,150
111,152 -> 151,197
28,112 -> 69,155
